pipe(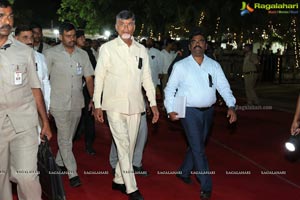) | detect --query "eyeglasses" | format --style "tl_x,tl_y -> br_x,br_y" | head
190,39 -> 205,45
